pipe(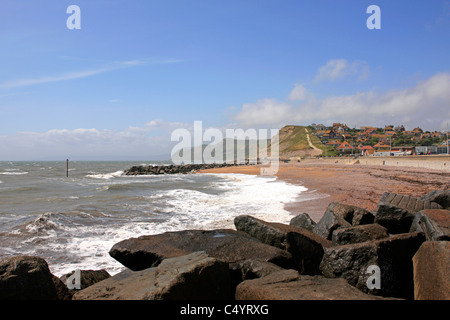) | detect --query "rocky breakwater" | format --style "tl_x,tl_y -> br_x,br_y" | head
123,163 -> 239,176
1,190 -> 448,300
